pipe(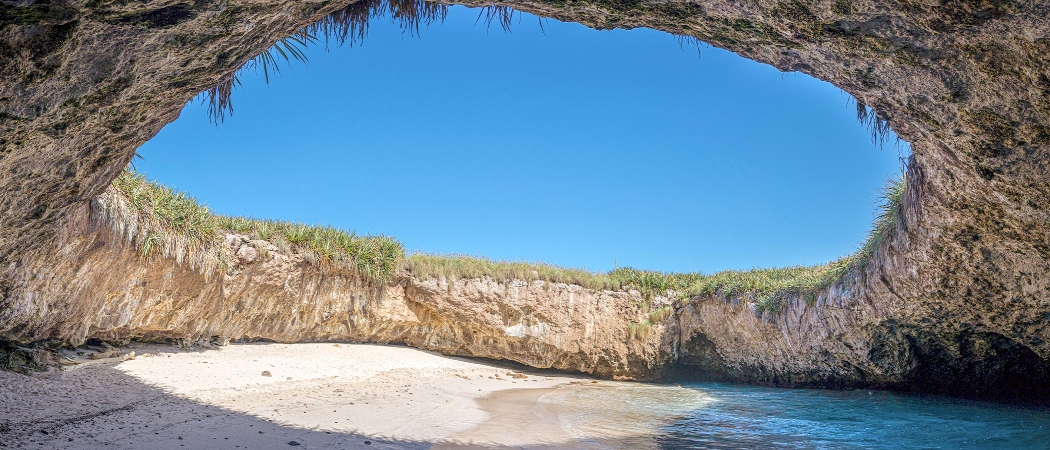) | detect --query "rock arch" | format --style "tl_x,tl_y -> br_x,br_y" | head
2,0 -> 1049,399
